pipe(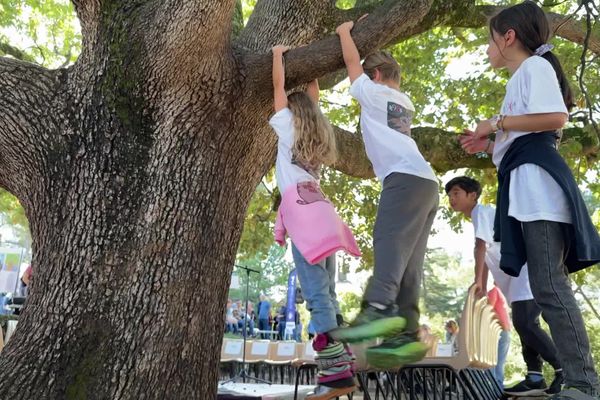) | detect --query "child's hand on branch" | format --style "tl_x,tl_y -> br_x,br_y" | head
272,45 -> 290,55
336,21 -> 354,35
